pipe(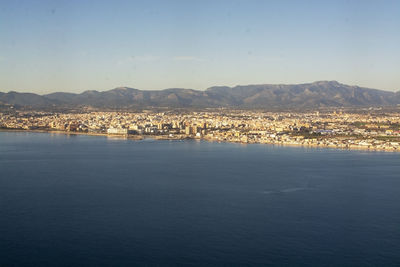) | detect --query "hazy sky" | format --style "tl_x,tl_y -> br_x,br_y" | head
1,0 -> 399,94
